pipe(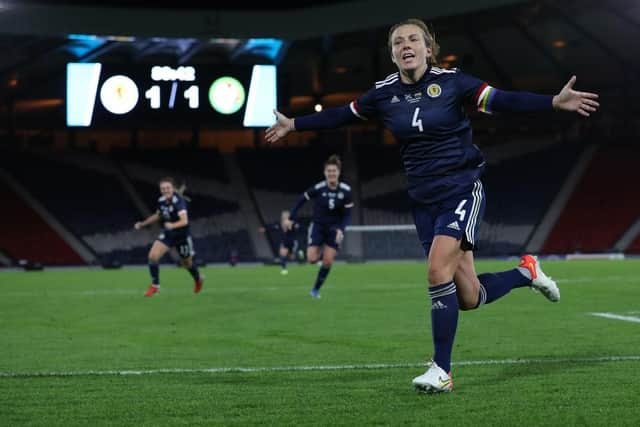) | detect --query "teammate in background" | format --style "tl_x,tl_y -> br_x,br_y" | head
266,18 -> 599,391
285,155 -> 353,298
134,177 -> 204,297
259,210 -> 301,275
